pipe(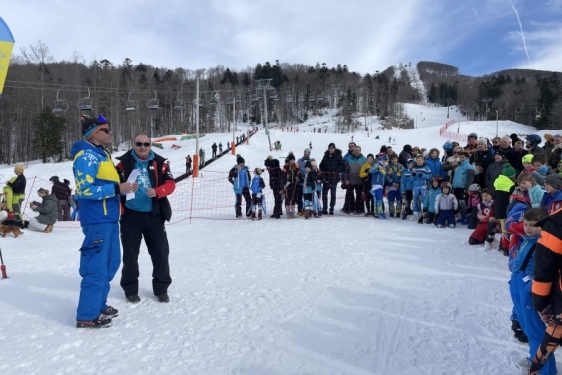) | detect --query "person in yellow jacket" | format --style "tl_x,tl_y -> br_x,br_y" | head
359,154 -> 375,215
3,164 -> 26,227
